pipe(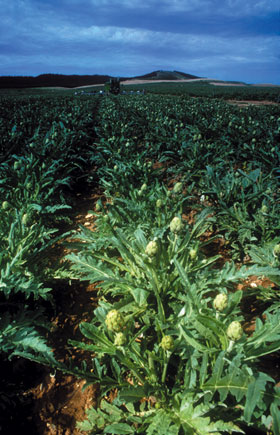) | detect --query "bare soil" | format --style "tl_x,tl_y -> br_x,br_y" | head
31,374 -> 98,434
30,191 -> 102,434
227,99 -> 279,107
120,78 -> 211,86
209,82 -> 246,87
44,78 -> 280,91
